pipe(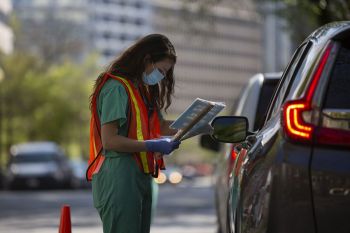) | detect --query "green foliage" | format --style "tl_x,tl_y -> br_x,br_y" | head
0,52 -> 97,160
0,13 -> 98,163
254,0 -> 350,44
